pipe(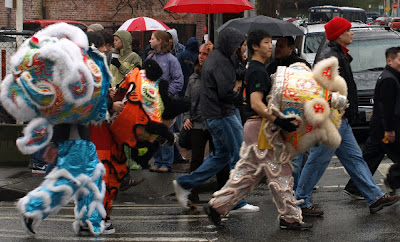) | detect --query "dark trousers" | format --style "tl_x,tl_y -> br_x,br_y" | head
188,129 -> 229,203
345,135 -> 400,193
